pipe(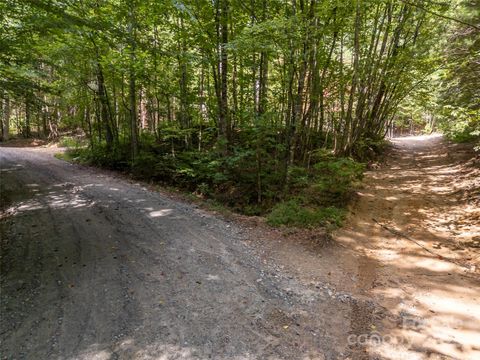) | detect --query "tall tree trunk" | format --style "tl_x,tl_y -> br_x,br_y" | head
178,17 -> 190,131
341,0 -> 361,154
216,0 -> 230,151
257,51 -> 268,117
96,65 -> 114,148
1,93 -> 10,141
129,0 -> 139,160
284,0 -> 314,190
42,95 -> 49,138
25,95 -> 31,138
89,34 -> 115,149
